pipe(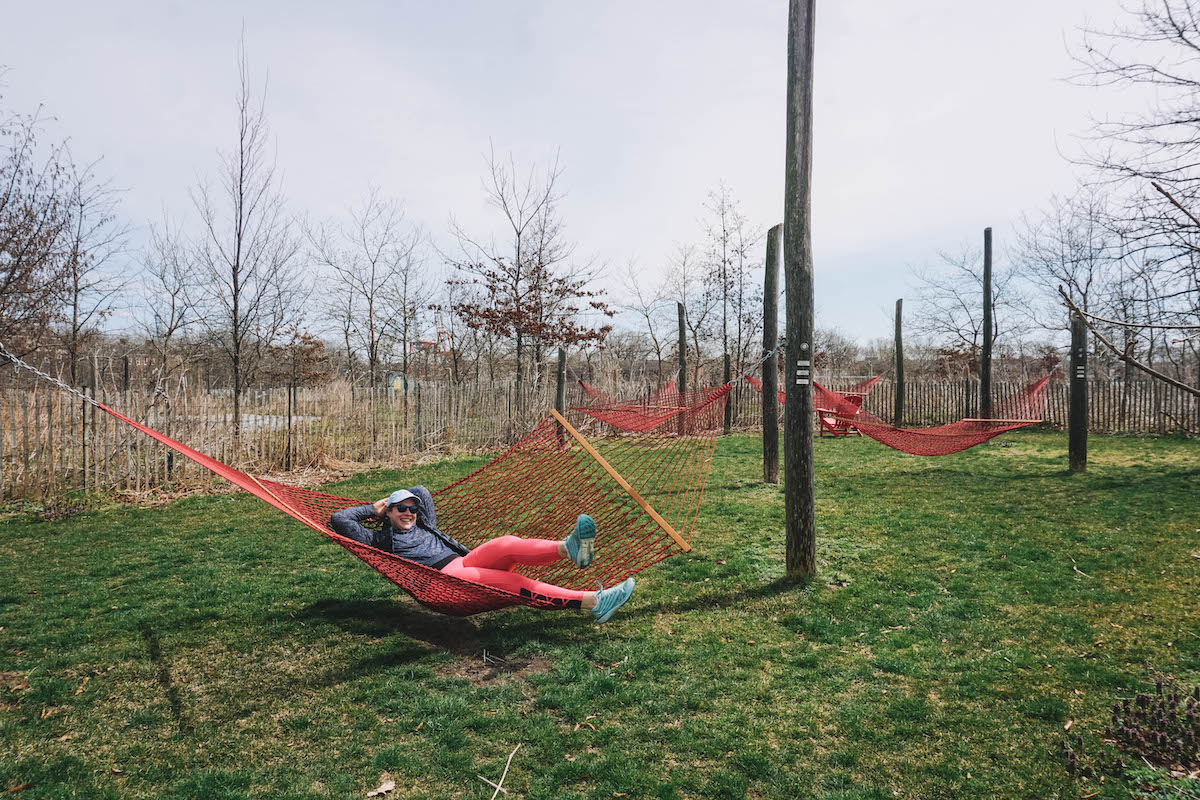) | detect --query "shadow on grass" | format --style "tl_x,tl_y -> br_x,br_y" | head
292,597 -> 484,655
617,575 -> 805,619
140,623 -> 194,736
